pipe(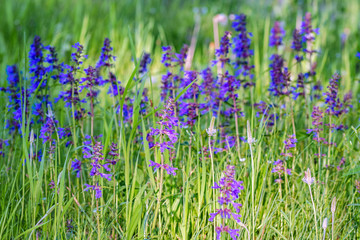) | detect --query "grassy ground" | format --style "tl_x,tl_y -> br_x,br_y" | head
0,0 -> 360,239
